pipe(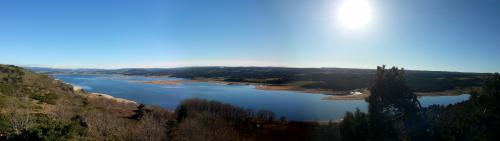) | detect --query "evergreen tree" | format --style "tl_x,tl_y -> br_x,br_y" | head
131,104 -> 146,121
471,73 -> 500,140
176,105 -> 187,122
367,66 -> 428,140
339,109 -> 368,141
